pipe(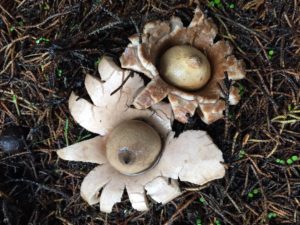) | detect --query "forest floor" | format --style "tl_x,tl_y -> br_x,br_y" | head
0,0 -> 299,224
